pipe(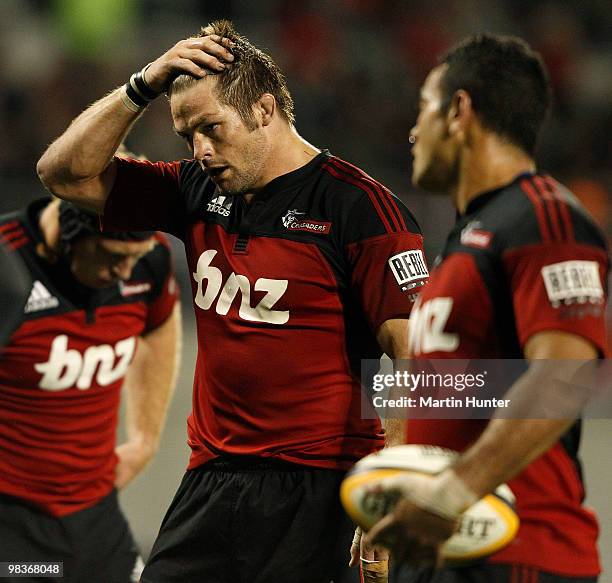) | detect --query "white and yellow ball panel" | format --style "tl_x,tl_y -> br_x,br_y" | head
340,445 -> 519,562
